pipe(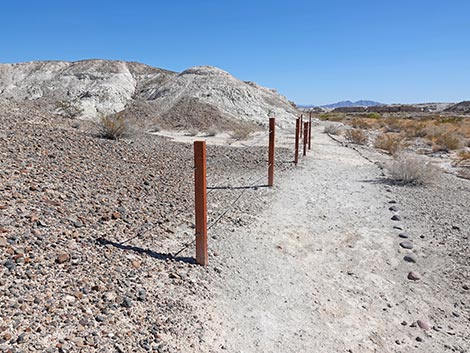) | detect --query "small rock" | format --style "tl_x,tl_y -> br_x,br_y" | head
16,333 -> 26,343
137,289 -> 147,302
463,284 -> 469,291
417,319 -> 431,330
95,315 -> 105,322
389,206 -> 398,212
121,297 -> 133,308
393,225 -> 403,230
416,336 -> 423,342
0,237 -> 7,247
56,253 -> 70,264
391,215 -> 401,221
169,272 -> 181,280
0,228 -> 8,234
408,271 -> 421,281
452,225 -> 460,231
389,200 -> 397,204
404,254 -> 417,263
400,241 -> 413,249
71,337 -> 85,347
398,233 -> 409,239
4,259 -> 15,271
111,212 -> 121,220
